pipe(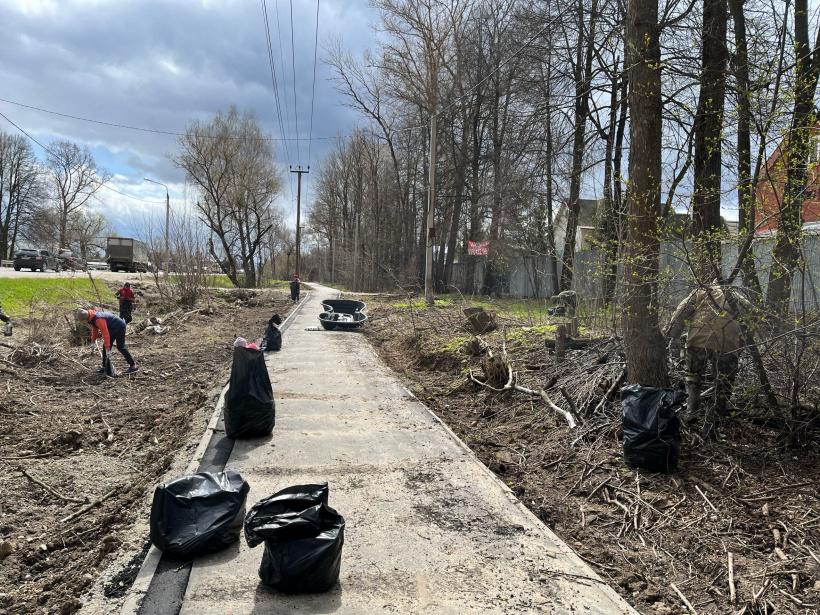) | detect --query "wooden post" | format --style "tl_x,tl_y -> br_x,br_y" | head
556,324 -> 568,363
